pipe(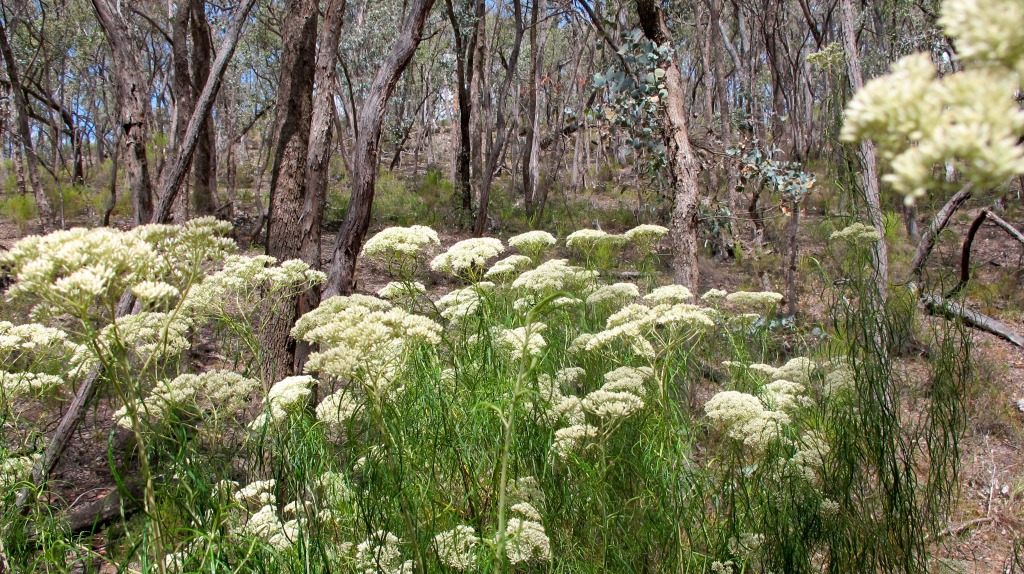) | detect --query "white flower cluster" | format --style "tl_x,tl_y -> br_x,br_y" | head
235,479 -> 277,507
582,389 -> 644,419
0,322 -> 93,397
530,371 -> 585,428
316,389 -> 362,431
511,259 -> 597,297
293,295 -> 441,395
435,282 -> 493,322
724,291 -> 783,310
0,453 -> 40,488
788,431 -> 831,483
430,237 -> 505,277
131,281 -> 181,306
257,376 -> 315,425
433,525 -> 479,570
356,531 -> 412,574
2,219 -> 236,318
494,324 -> 547,361
704,391 -> 790,452
505,518 -> 551,564
586,300 -> 716,358
361,225 -> 440,259
601,366 -> 653,394
182,255 -> 325,318
748,357 -> 816,385
115,370 -> 258,431
485,255 -> 534,281
830,222 -> 882,244
939,0 -> 1024,74
550,423 -> 599,460
508,230 -> 557,258
586,283 -> 639,308
244,504 -> 299,551
377,281 -> 425,300
565,229 -> 608,251
842,0 -> 1024,205
644,284 -> 693,304
98,312 -> 192,362
623,224 -> 669,248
